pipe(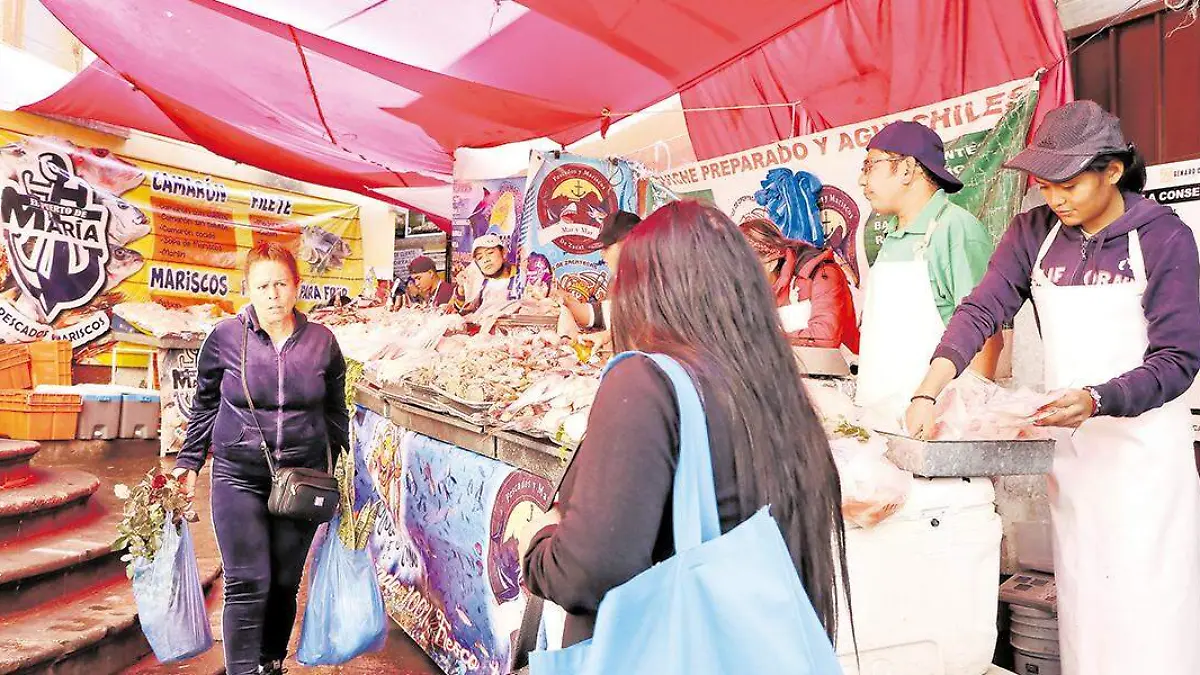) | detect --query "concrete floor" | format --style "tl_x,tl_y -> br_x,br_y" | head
33,440 -> 442,675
